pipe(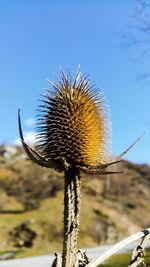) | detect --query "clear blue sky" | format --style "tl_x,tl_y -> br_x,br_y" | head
0,0 -> 150,164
